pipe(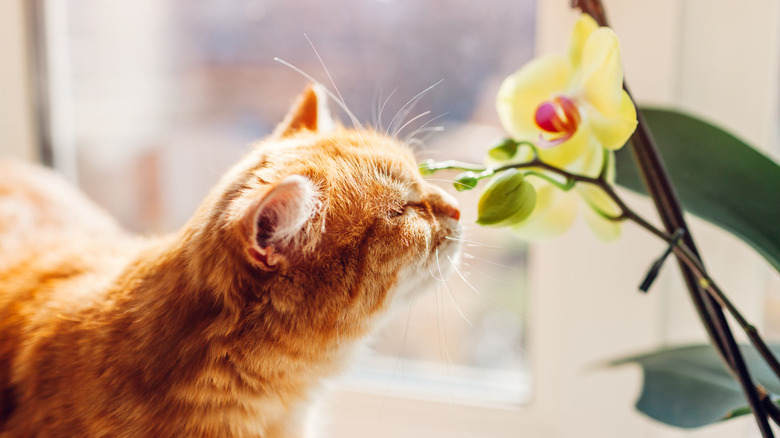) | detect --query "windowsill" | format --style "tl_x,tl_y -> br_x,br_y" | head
337,356 -> 532,408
